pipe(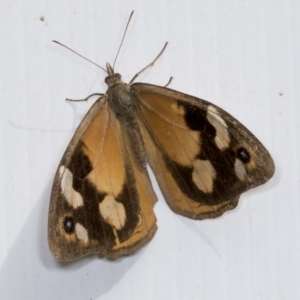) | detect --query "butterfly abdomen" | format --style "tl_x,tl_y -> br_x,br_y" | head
125,120 -> 147,167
